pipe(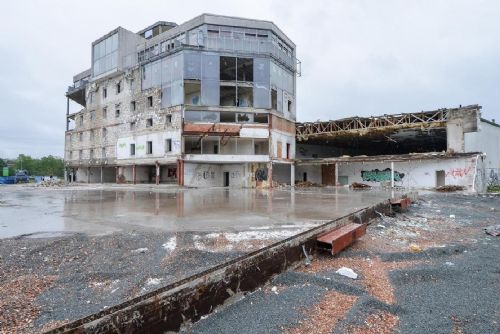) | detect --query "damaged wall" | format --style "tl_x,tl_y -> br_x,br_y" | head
183,163 -> 248,187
